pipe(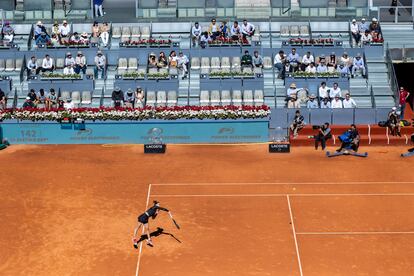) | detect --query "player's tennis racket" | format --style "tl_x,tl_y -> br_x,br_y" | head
172,218 -> 180,229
